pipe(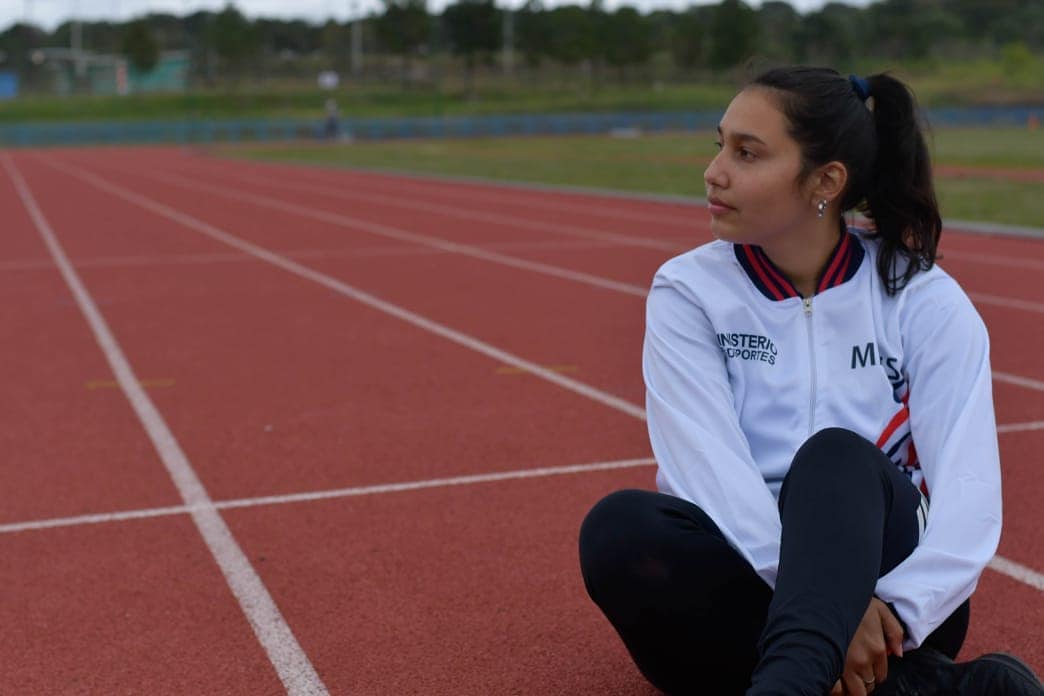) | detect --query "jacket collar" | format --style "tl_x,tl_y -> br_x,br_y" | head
733,227 -> 865,301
